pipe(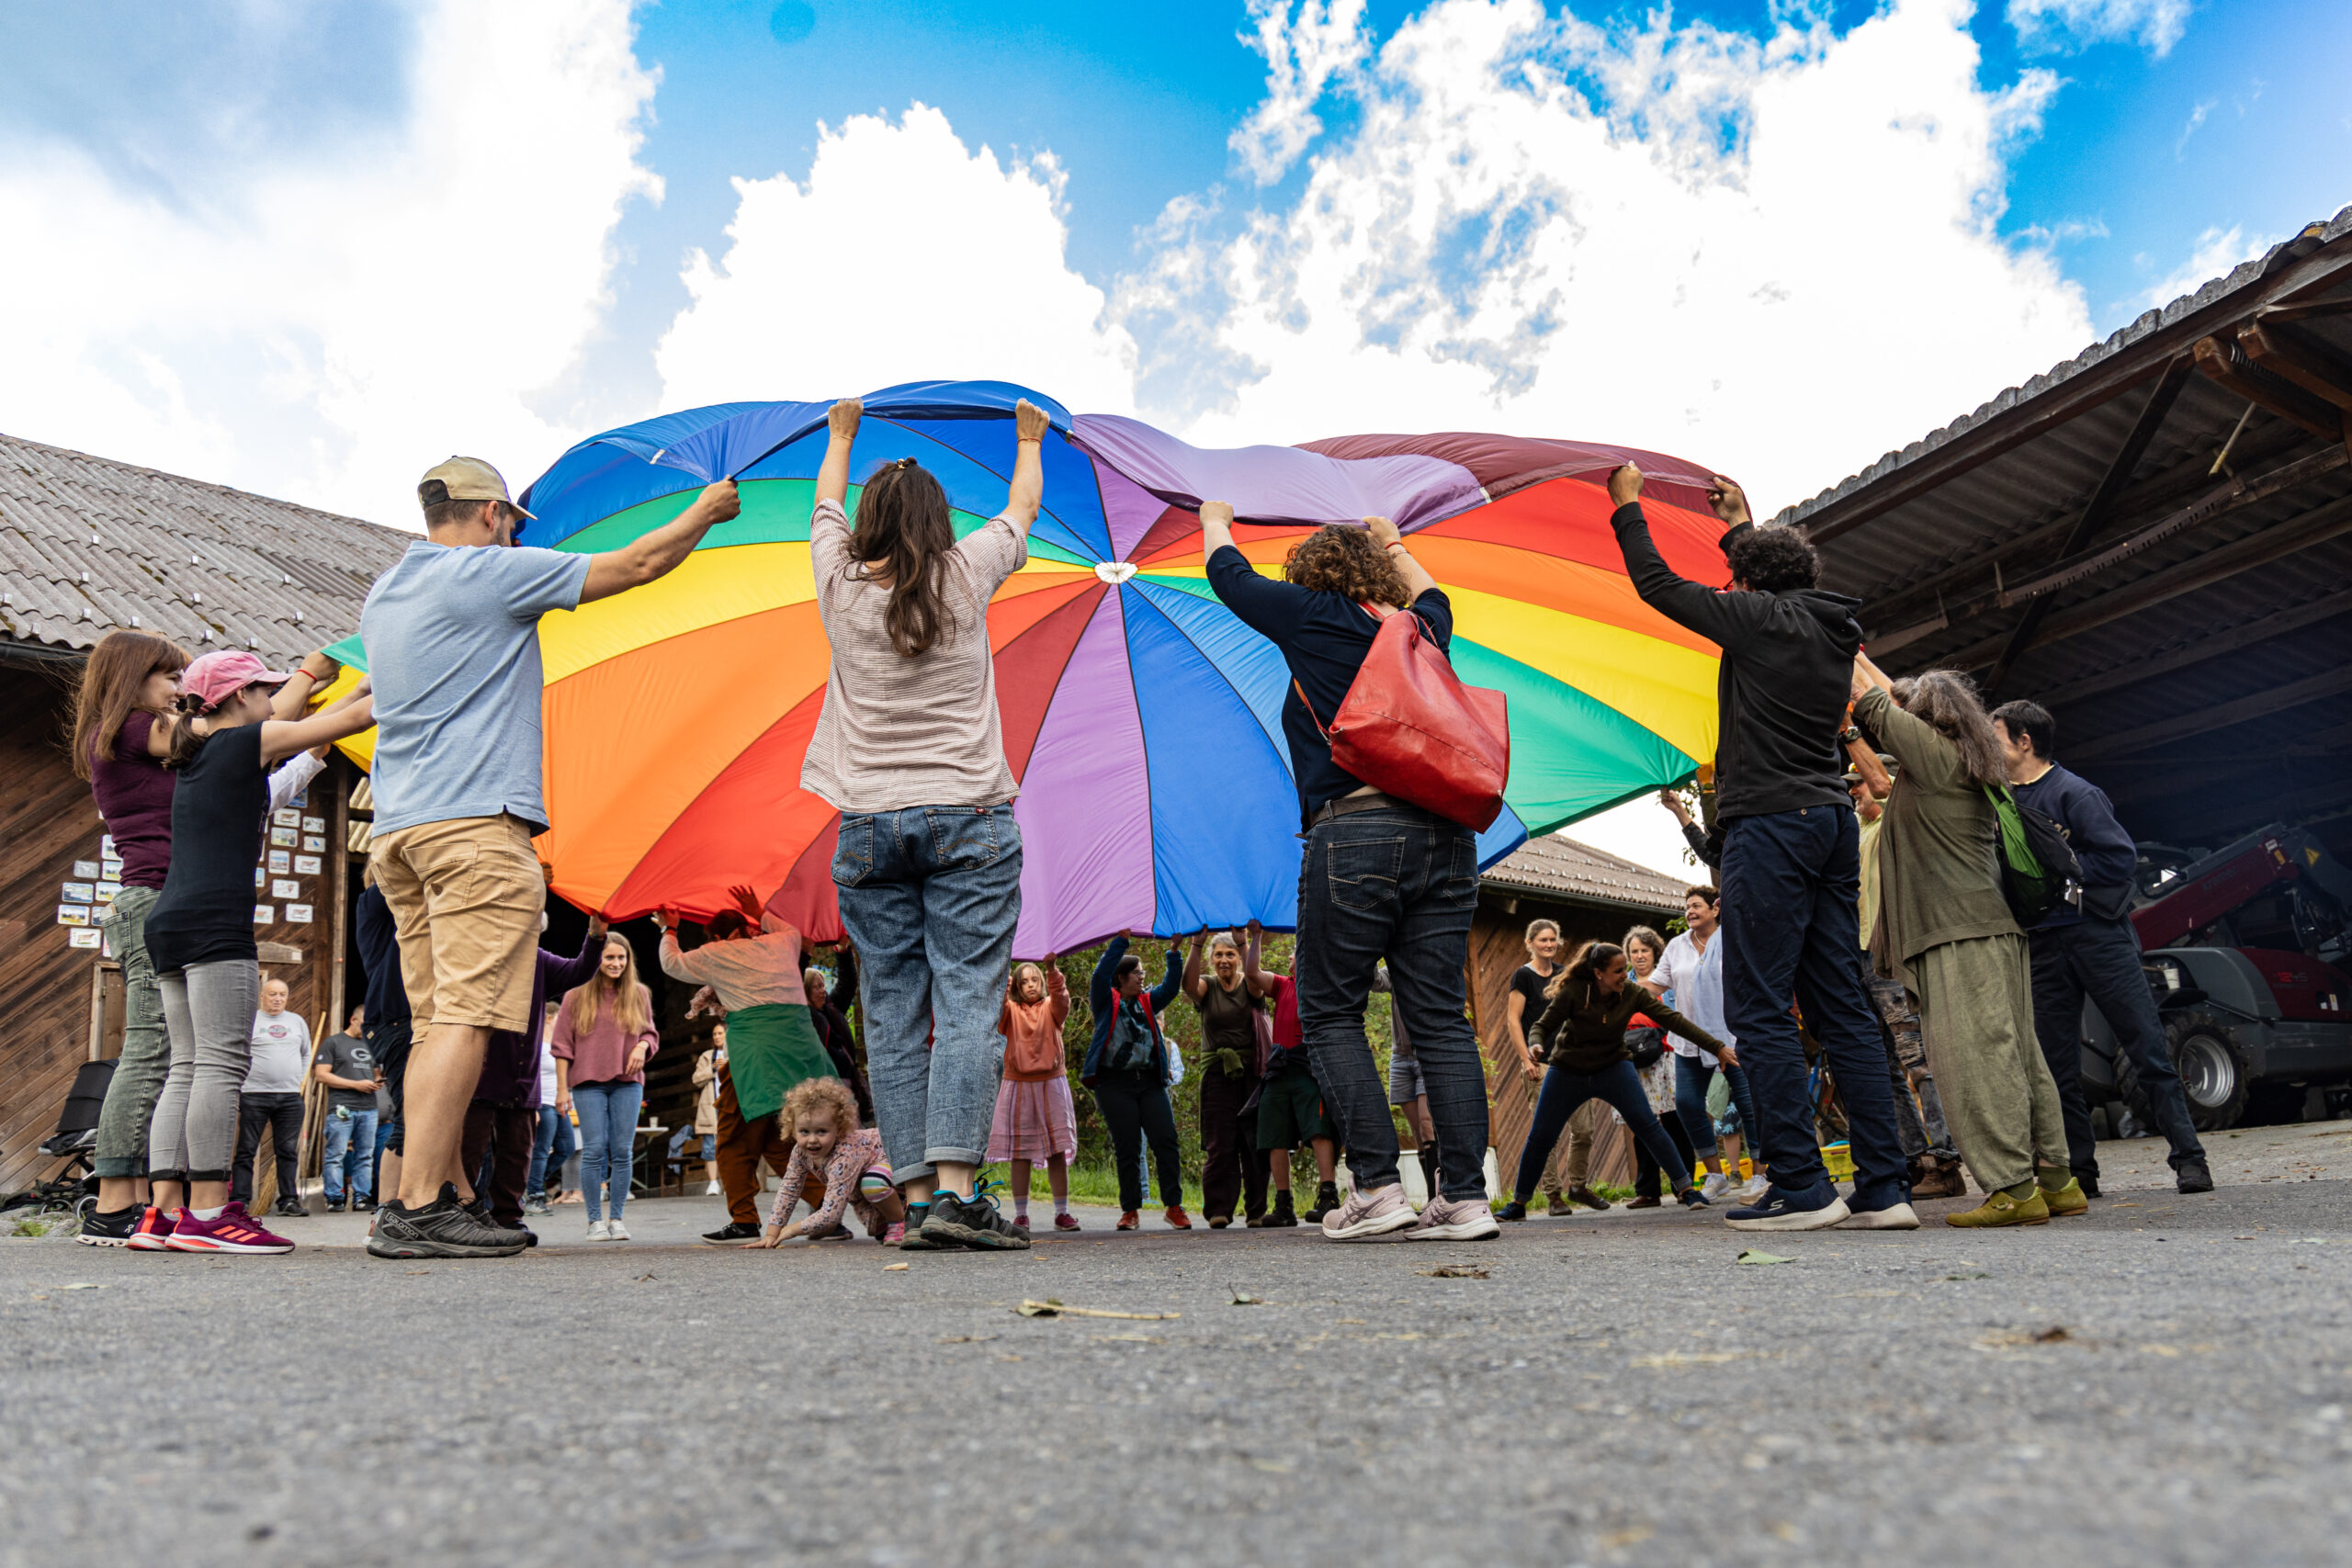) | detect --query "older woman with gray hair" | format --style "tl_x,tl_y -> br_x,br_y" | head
1851,656 -> 2075,1228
